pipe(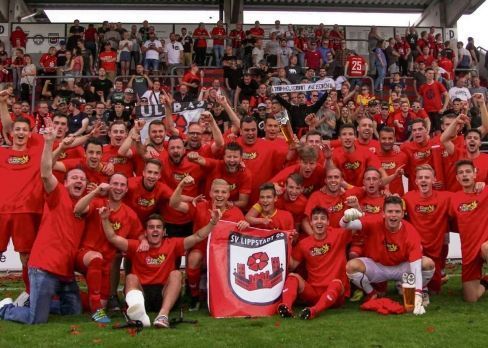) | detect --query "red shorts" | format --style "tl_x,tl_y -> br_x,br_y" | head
462,256 -> 484,283
299,282 -> 345,307
0,213 -> 41,253
75,248 -> 112,300
190,239 -> 207,255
